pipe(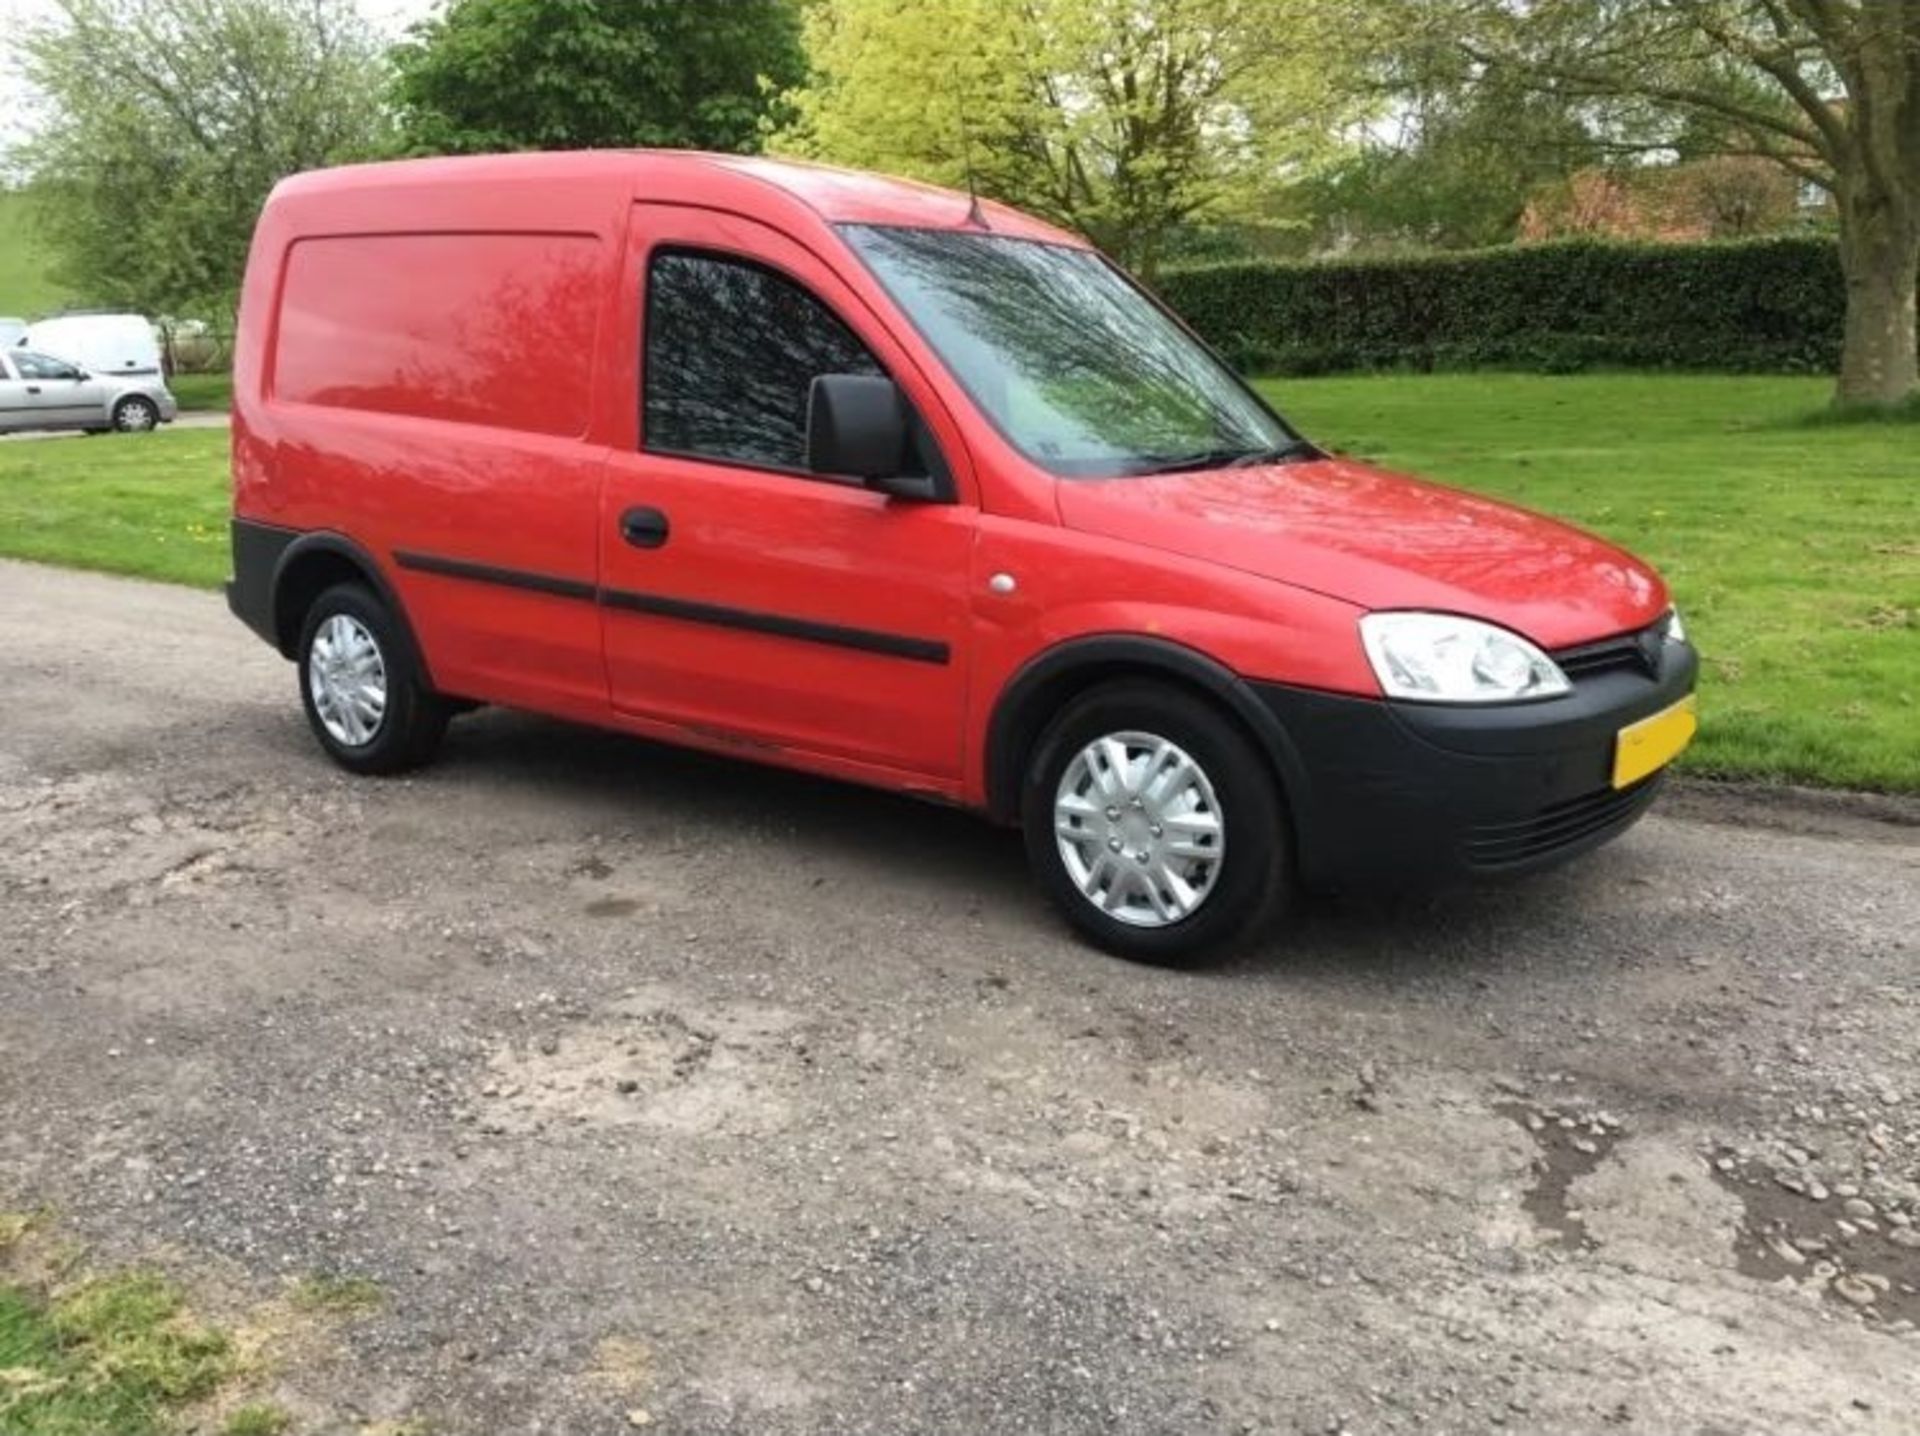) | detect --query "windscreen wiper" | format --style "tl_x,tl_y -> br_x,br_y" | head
1134,438 -> 1318,475
1226,438 -> 1319,467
